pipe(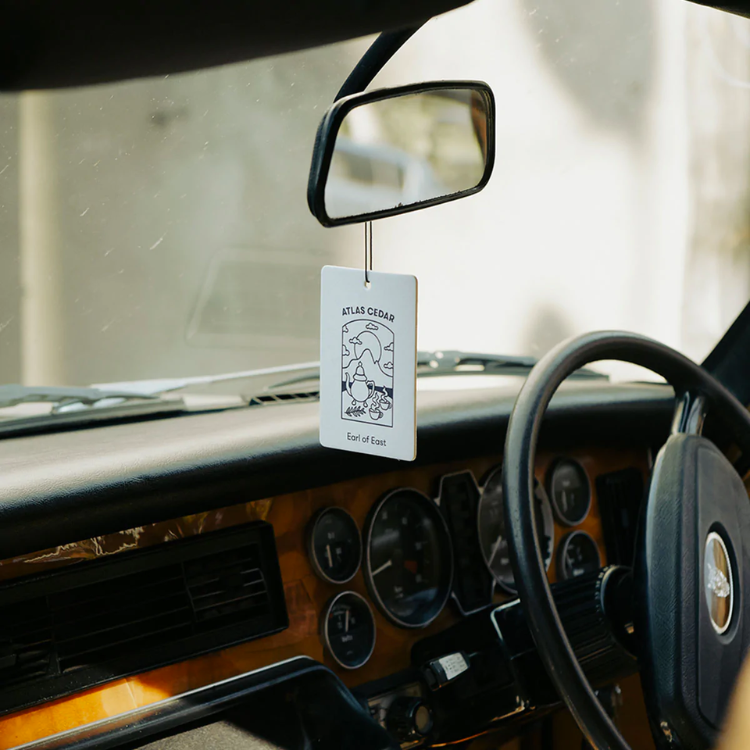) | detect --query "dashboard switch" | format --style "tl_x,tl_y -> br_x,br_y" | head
423,651 -> 470,690
386,696 -> 434,742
